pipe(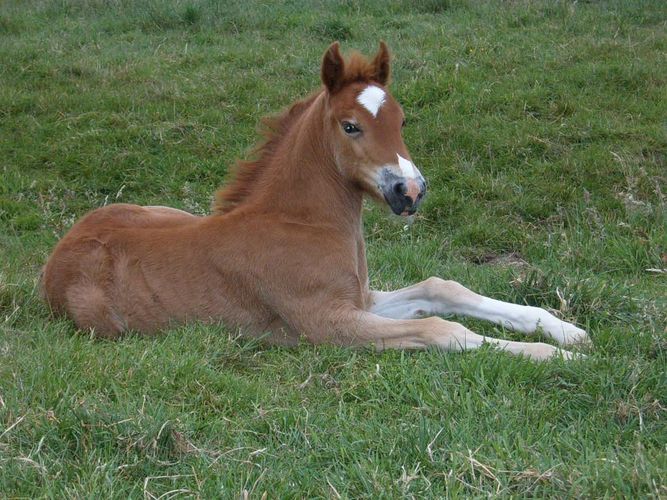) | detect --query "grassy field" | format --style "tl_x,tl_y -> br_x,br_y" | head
1,0 -> 666,497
